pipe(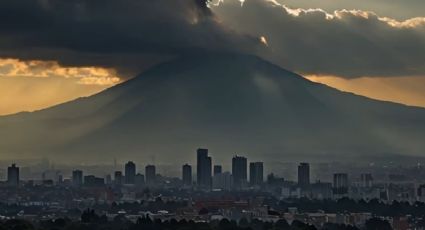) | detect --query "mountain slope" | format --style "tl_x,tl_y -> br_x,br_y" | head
1,53 -> 424,163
